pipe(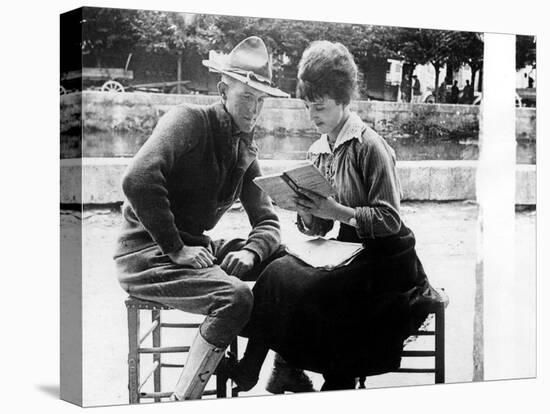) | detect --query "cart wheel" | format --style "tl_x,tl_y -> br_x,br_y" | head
424,94 -> 435,104
60,85 -> 67,95
101,80 -> 125,93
